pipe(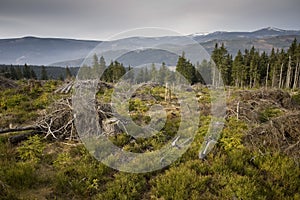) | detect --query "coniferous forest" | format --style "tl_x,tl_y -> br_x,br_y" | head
0,39 -> 300,200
